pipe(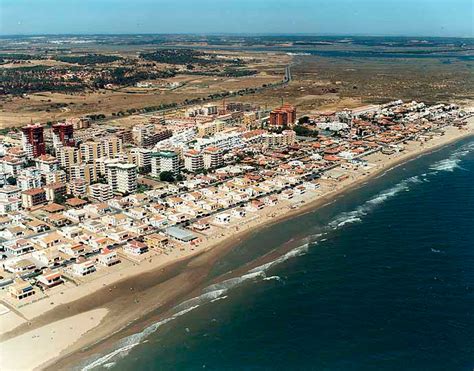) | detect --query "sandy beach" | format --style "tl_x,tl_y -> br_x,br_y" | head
1,117 -> 473,371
